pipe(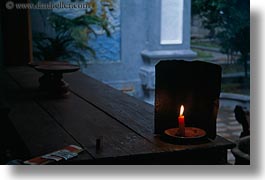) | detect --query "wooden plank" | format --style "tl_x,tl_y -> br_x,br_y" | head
2,70 -> 93,162
64,71 -> 234,149
65,72 -> 154,135
6,67 -> 166,160
39,93 -> 163,159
